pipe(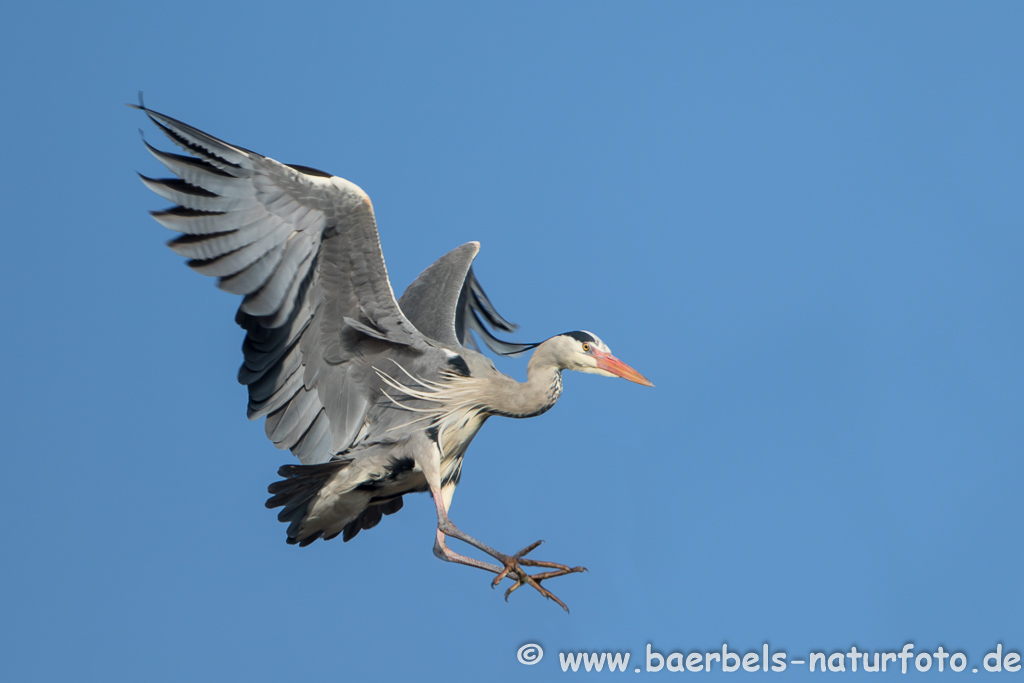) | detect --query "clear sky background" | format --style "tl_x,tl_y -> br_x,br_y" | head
2,2 -> 1021,681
